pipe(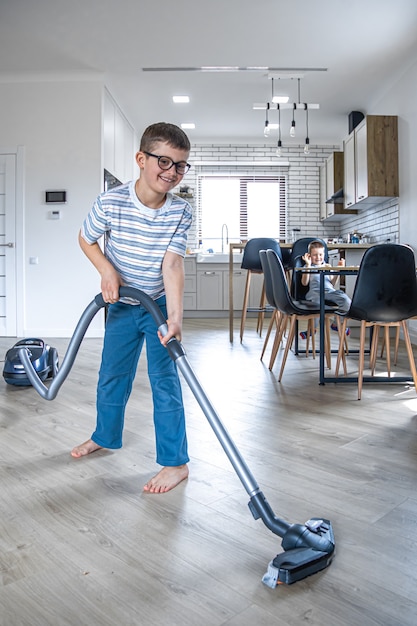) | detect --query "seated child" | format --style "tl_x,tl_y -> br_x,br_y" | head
299,240 -> 351,338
